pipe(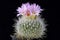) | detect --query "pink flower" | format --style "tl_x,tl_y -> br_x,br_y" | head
17,2 -> 43,16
